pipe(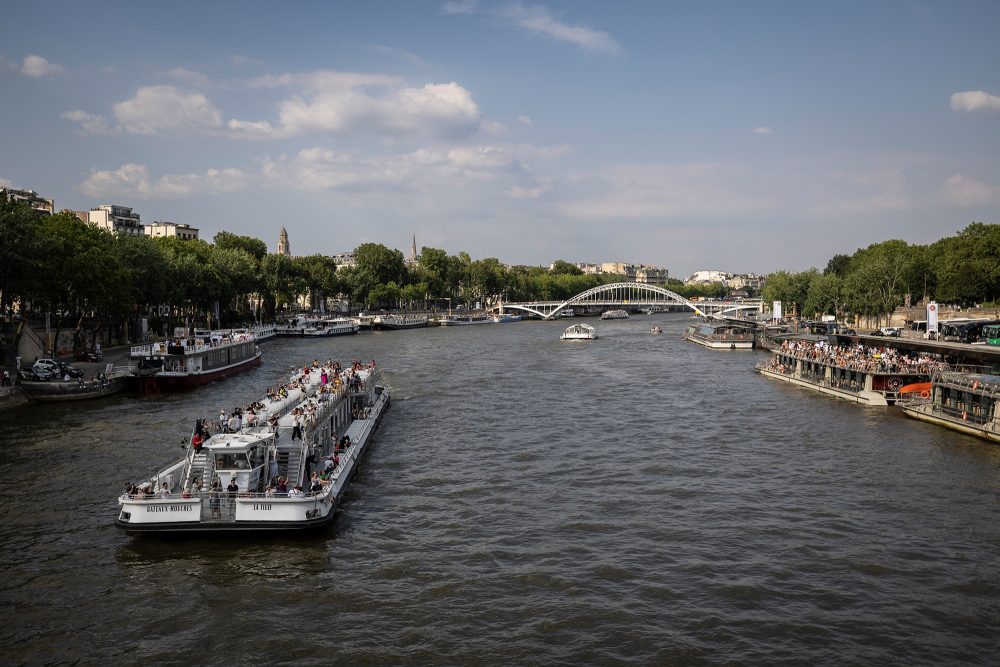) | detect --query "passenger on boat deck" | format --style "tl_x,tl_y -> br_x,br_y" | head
181,486 -> 192,499
193,478 -> 203,494
218,410 -> 227,432
192,432 -> 204,450
288,485 -> 304,498
125,482 -> 137,497
265,486 -> 275,497
276,477 -> 288,496
209,481 -> 221,517
160,482 -> 170,498
310,472 -> 323,492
